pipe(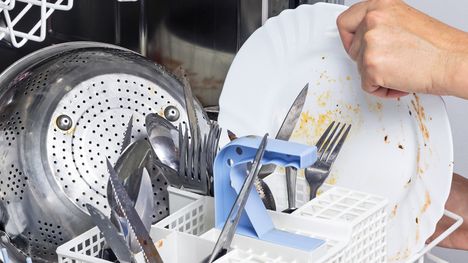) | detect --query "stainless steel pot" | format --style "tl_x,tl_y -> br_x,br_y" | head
0,41 -> 209,262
